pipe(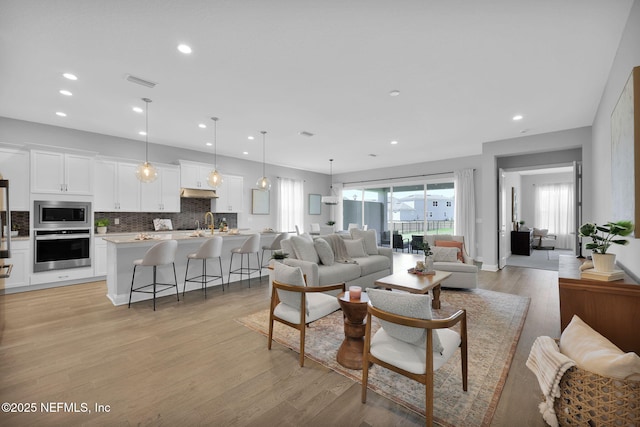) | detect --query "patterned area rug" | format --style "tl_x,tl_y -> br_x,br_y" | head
237,288 -> 530,427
